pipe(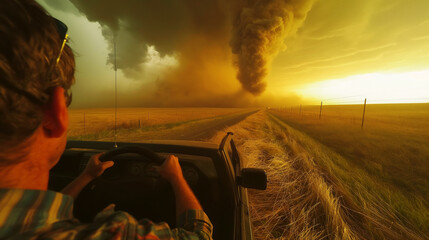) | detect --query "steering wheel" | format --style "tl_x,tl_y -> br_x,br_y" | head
98,146 -> 164,164
74,146 -> 176,225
